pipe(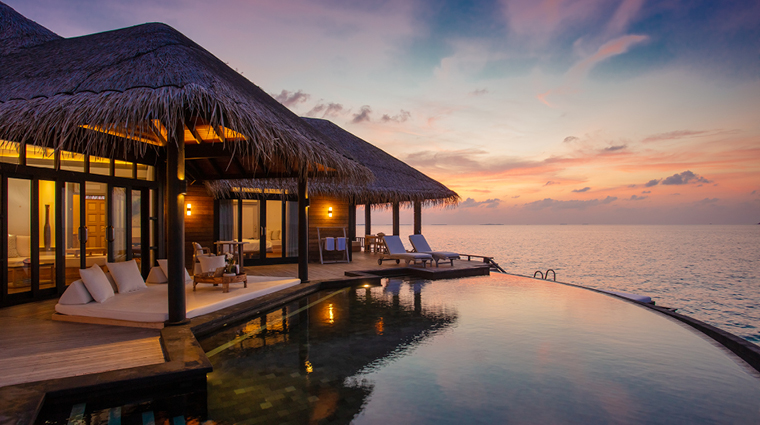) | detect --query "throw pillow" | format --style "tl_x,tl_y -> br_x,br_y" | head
106,260 -> 147,293
79,264 -> 114,303
146,266 -> 168,284
59,279 -> 94,305
16,235 -> 30,257
157,259 -> 193,283
273,230 -> 281,240
198,254 -> 227,274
